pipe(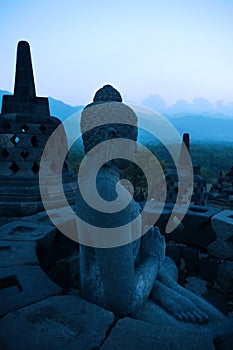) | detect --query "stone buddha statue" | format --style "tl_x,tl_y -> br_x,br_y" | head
76,85 -> 221,324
